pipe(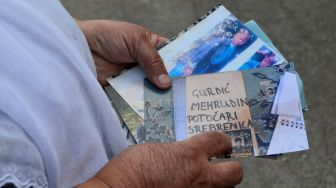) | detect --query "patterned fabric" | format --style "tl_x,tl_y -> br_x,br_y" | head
0,112 -> 47,188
